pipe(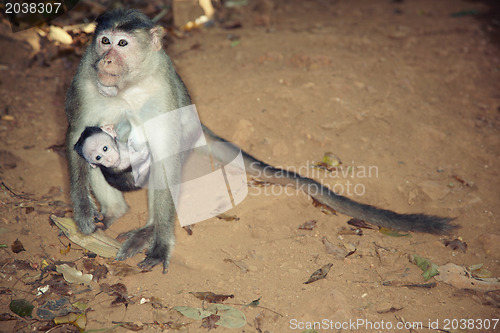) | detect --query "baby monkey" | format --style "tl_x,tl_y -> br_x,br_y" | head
74,125 -> 129,169
74,125 -> 150,189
